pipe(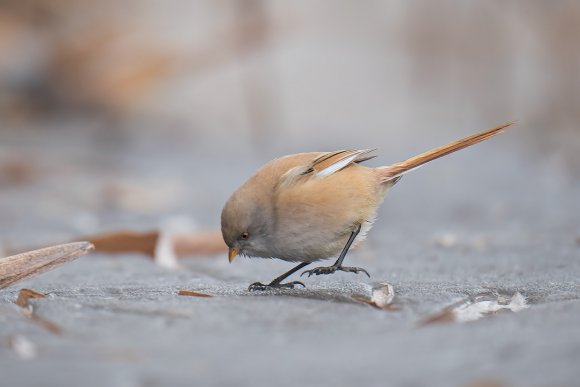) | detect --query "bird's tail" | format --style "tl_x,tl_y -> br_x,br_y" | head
379,121 -> 514,183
